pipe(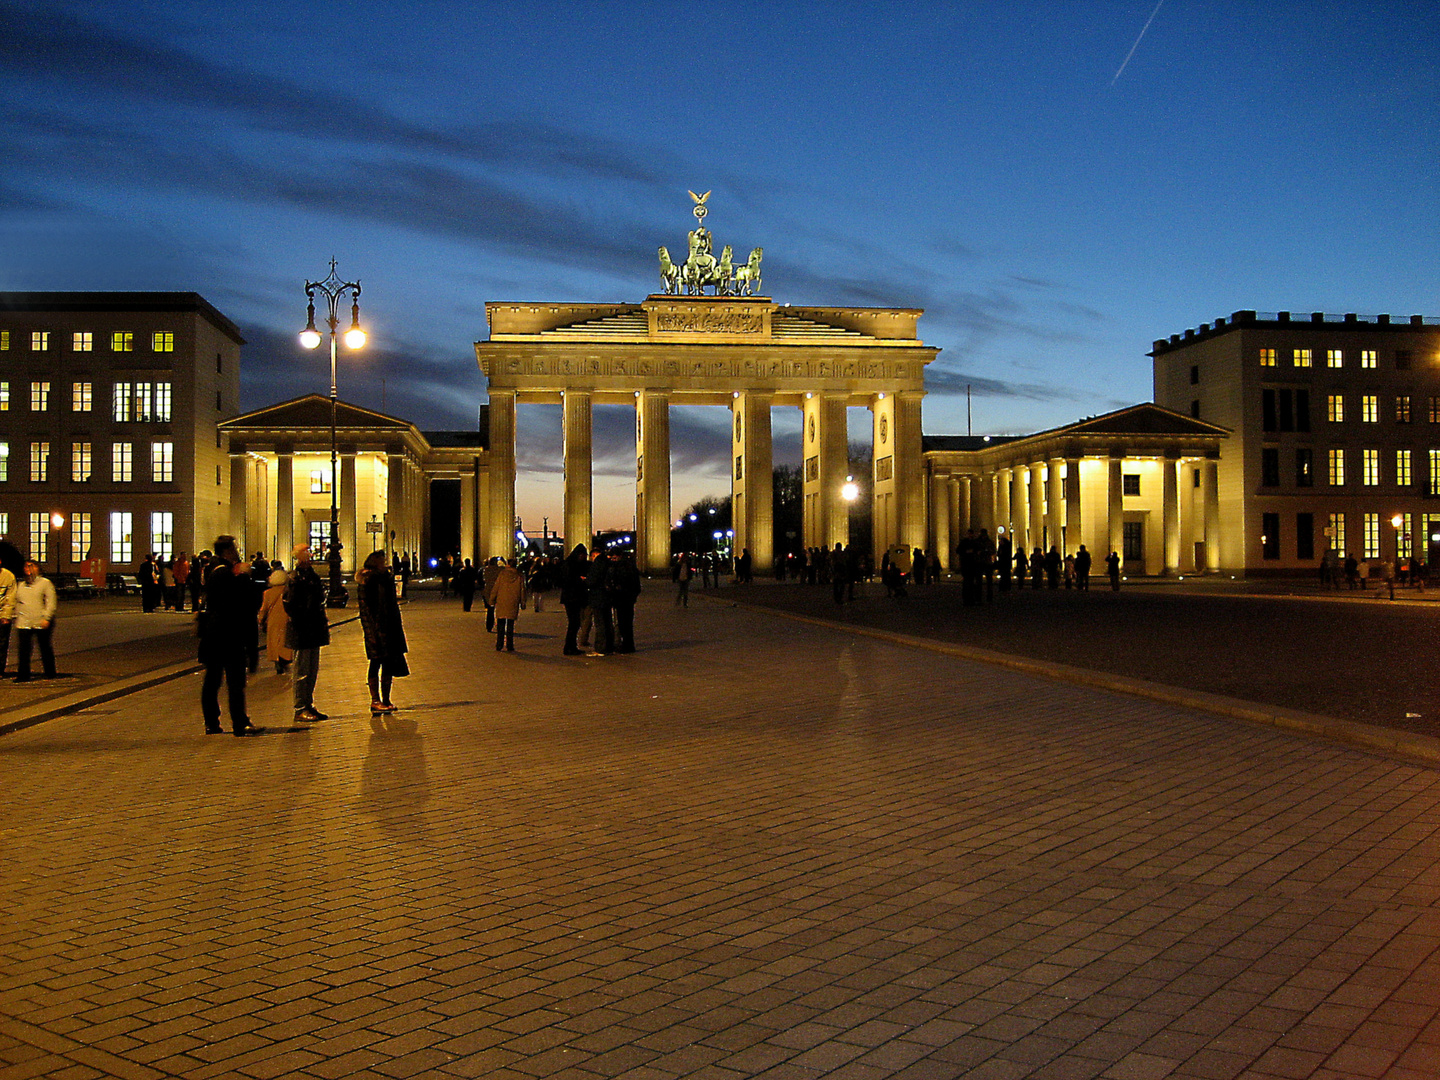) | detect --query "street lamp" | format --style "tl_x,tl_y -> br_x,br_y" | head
50,512 -> 64,575
300,258 -> 365,607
